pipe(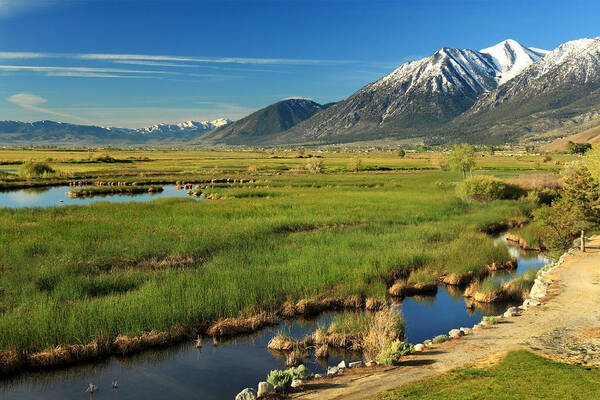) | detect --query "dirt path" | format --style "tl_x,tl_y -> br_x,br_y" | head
292,238 -> 600,400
